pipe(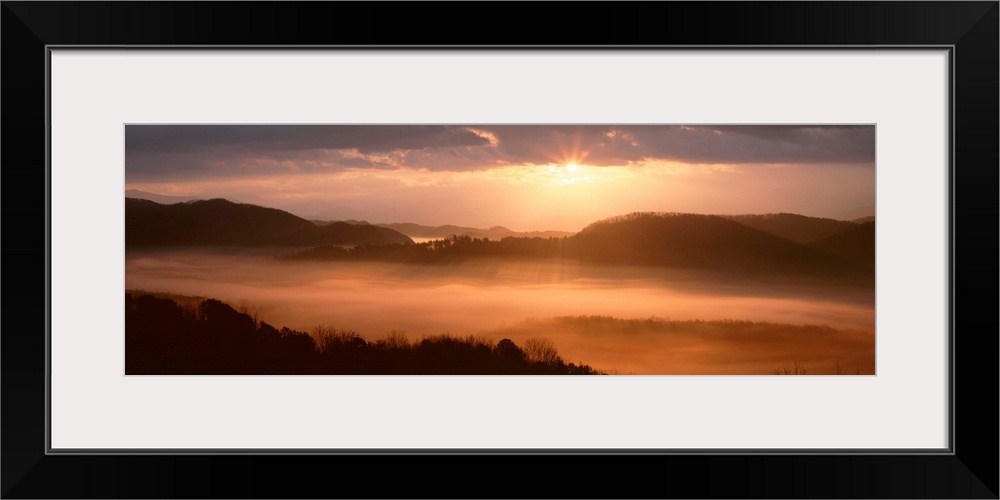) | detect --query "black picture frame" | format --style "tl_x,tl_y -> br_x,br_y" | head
3,2 -> 996,498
